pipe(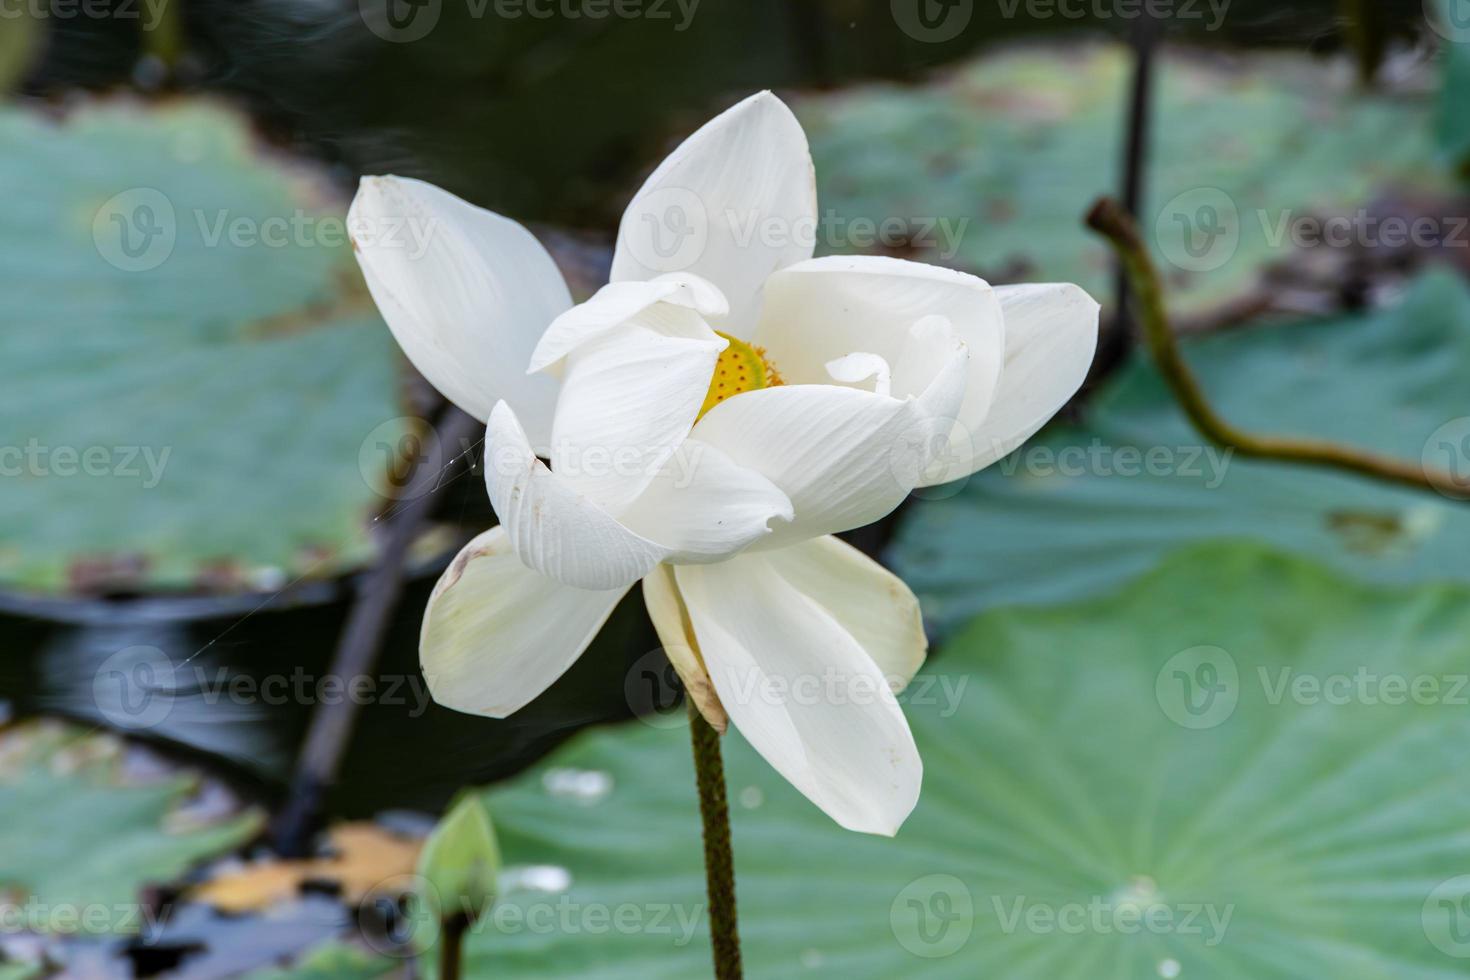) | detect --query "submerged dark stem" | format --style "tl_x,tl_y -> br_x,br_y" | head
438,912 -> 470,980
688,700 -> 742,980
